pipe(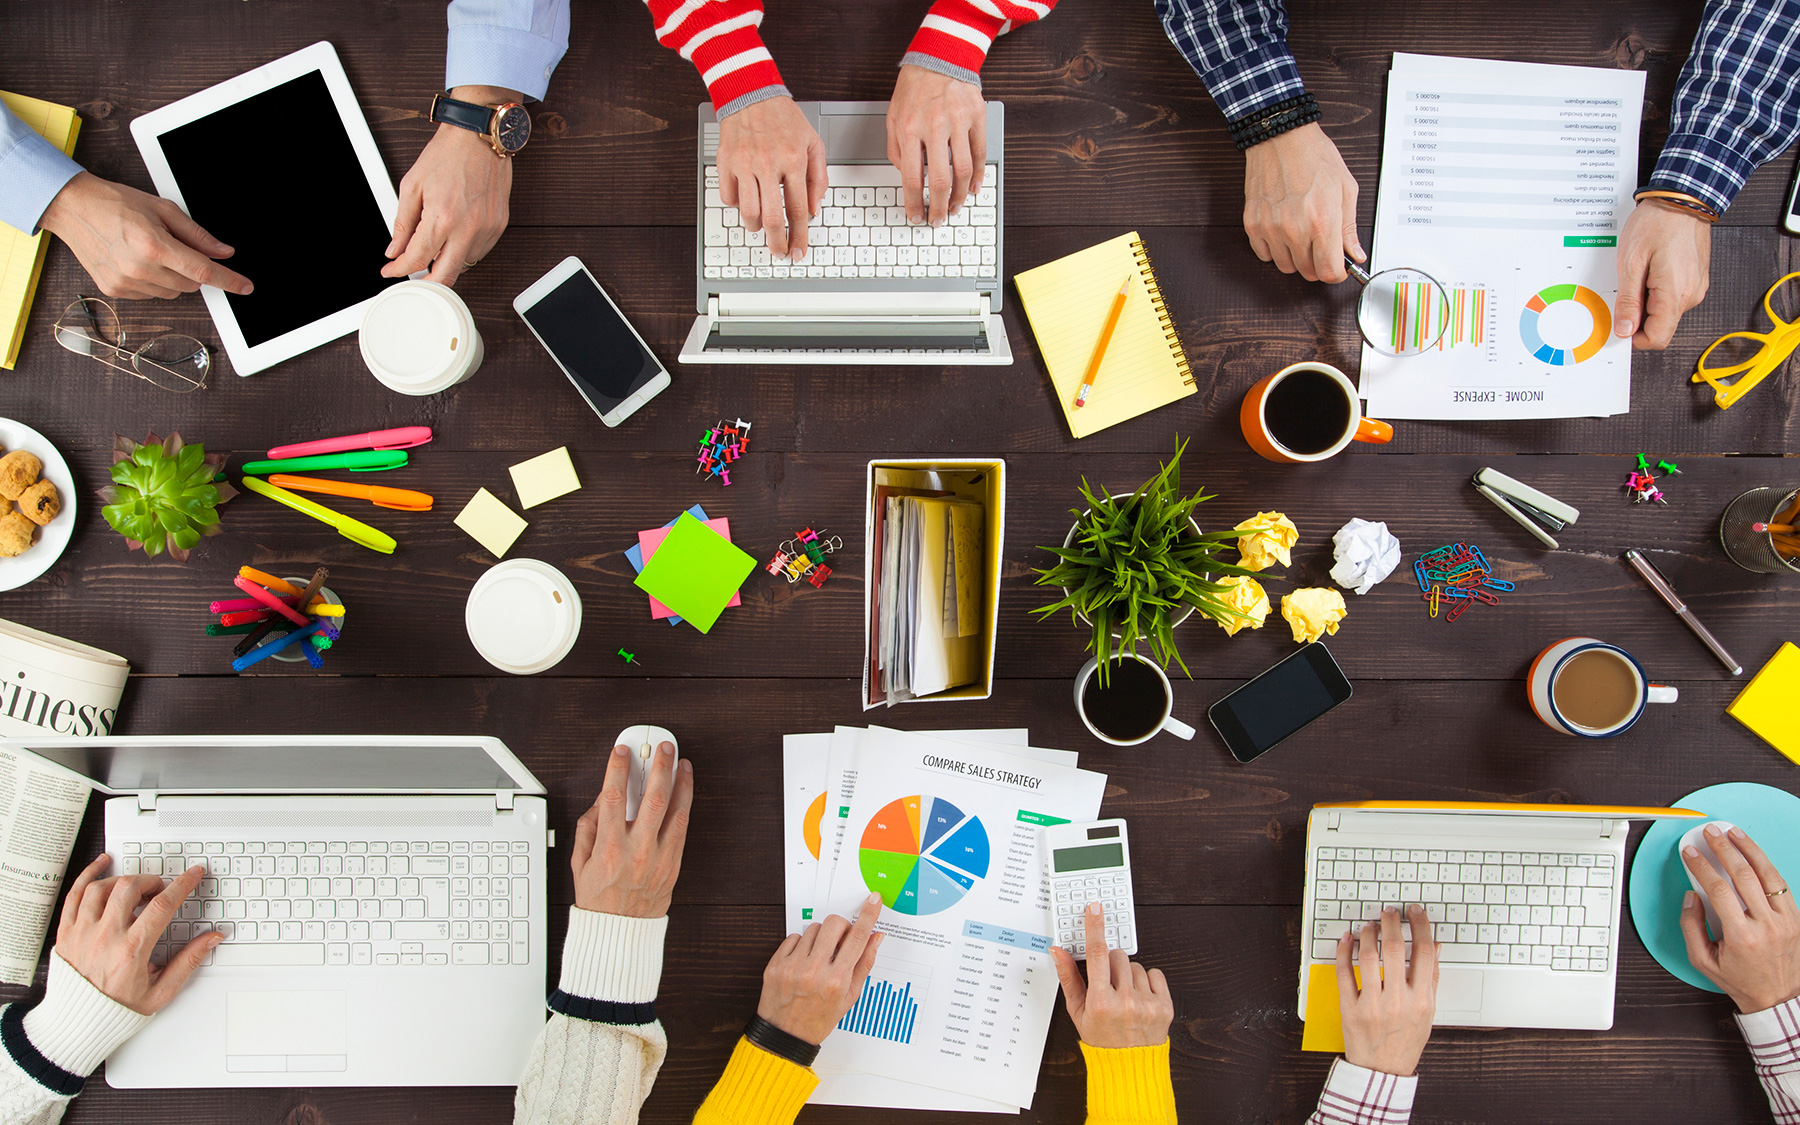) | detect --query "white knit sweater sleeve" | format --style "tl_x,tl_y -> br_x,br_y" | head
513,908 -> 669,1125
0,953 -> 152,1125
